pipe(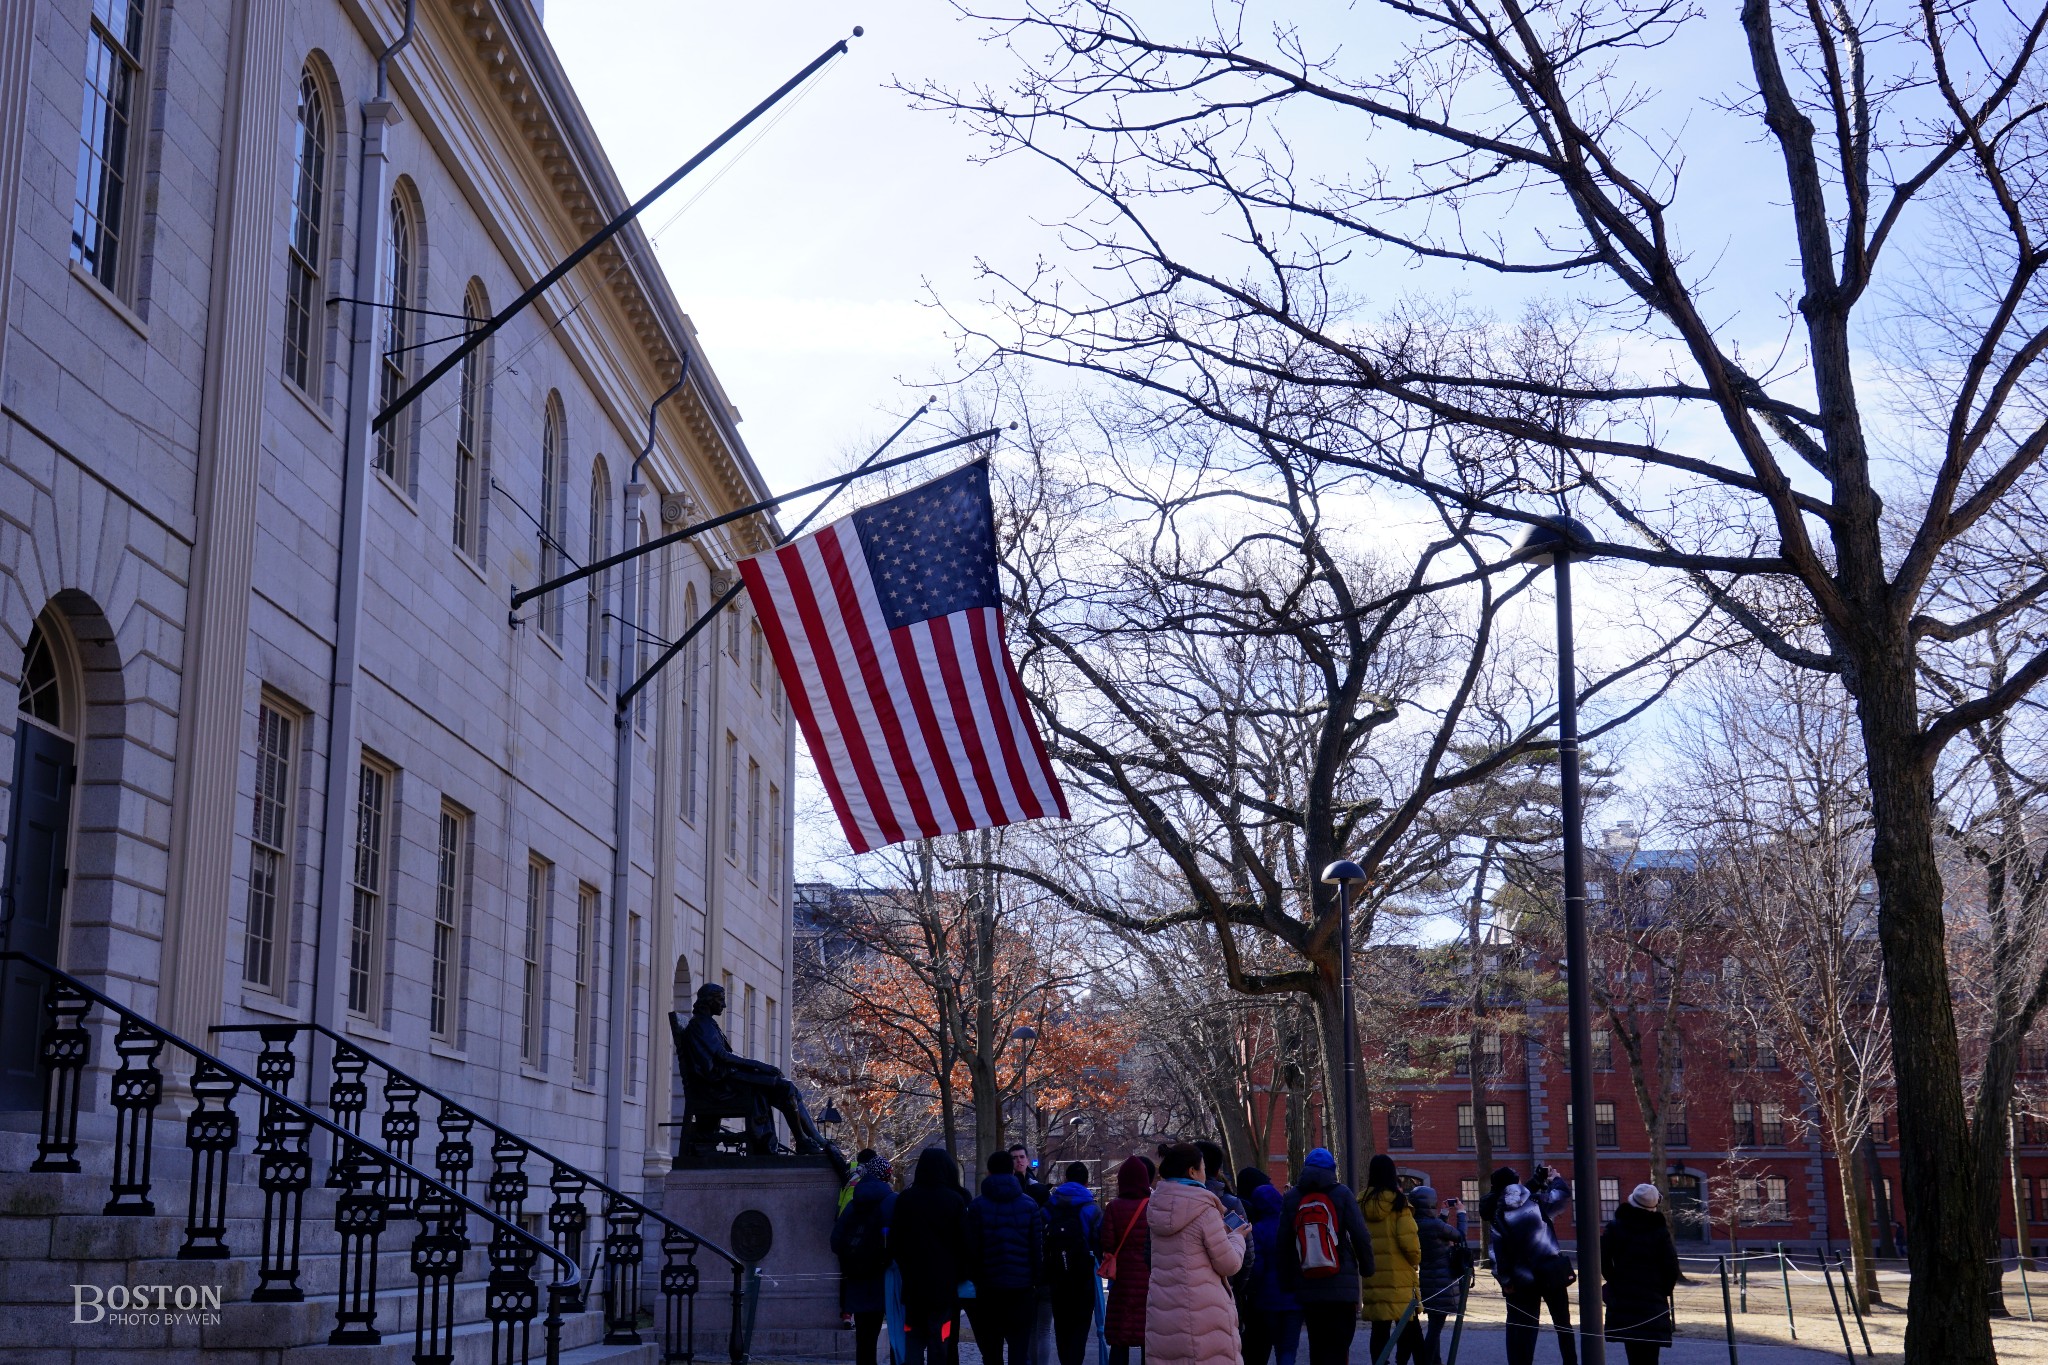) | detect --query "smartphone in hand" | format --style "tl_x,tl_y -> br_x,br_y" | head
1223,1209 -> 1248,1232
